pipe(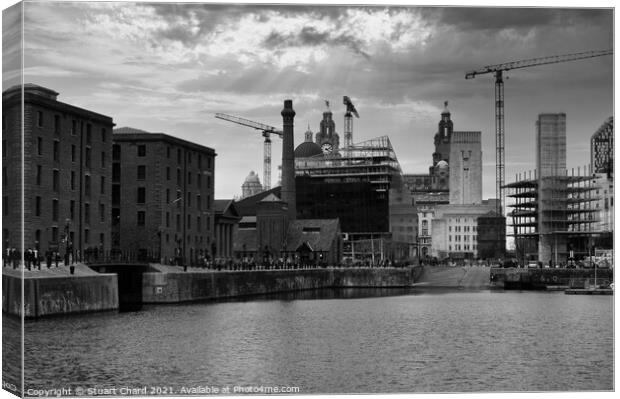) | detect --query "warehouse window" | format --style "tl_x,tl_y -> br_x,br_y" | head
137,187 -> 146,204
137,211 -> 146,227
137,145 -> 146,157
